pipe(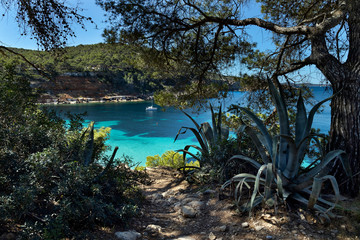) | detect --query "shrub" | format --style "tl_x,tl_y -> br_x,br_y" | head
0,66 -> 148,239
146,150 -> 199,169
